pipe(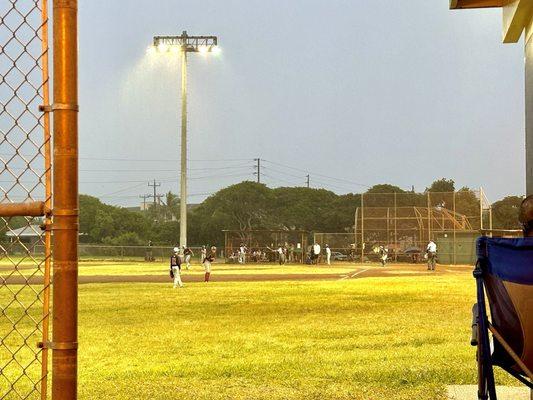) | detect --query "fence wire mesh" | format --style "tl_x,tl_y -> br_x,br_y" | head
315,190 -> 491,265
0,0 -> 51,399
